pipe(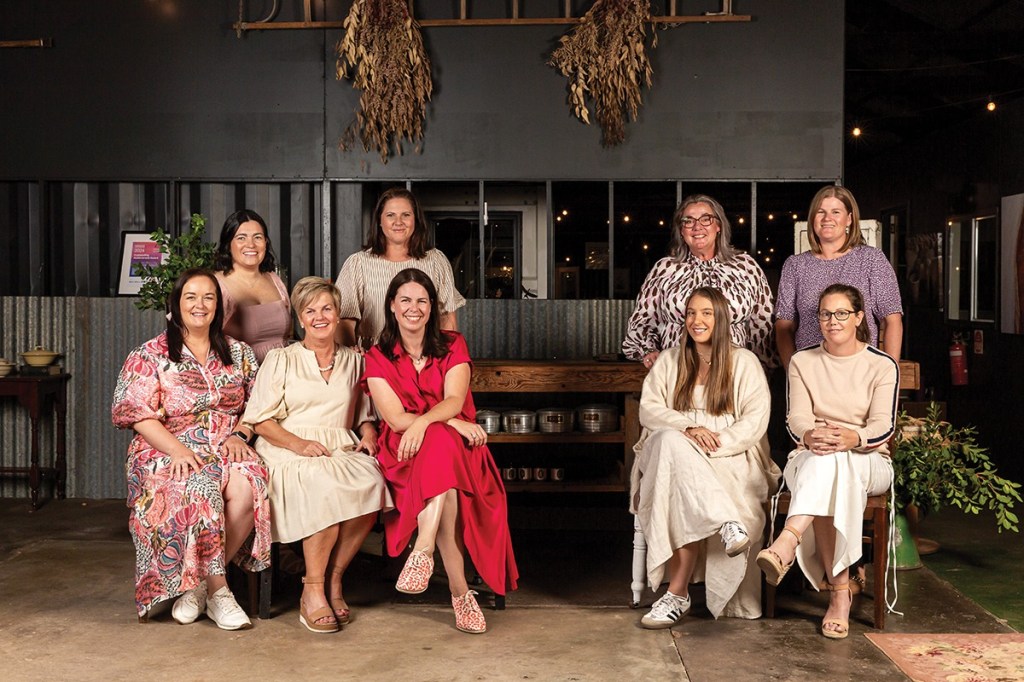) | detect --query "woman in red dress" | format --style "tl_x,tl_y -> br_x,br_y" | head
363,268 -> 518,634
